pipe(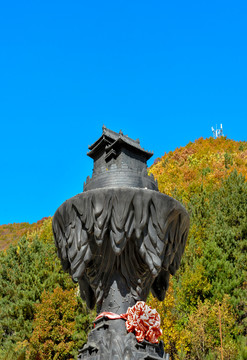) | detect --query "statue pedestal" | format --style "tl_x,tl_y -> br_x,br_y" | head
78,317 -> 169,360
